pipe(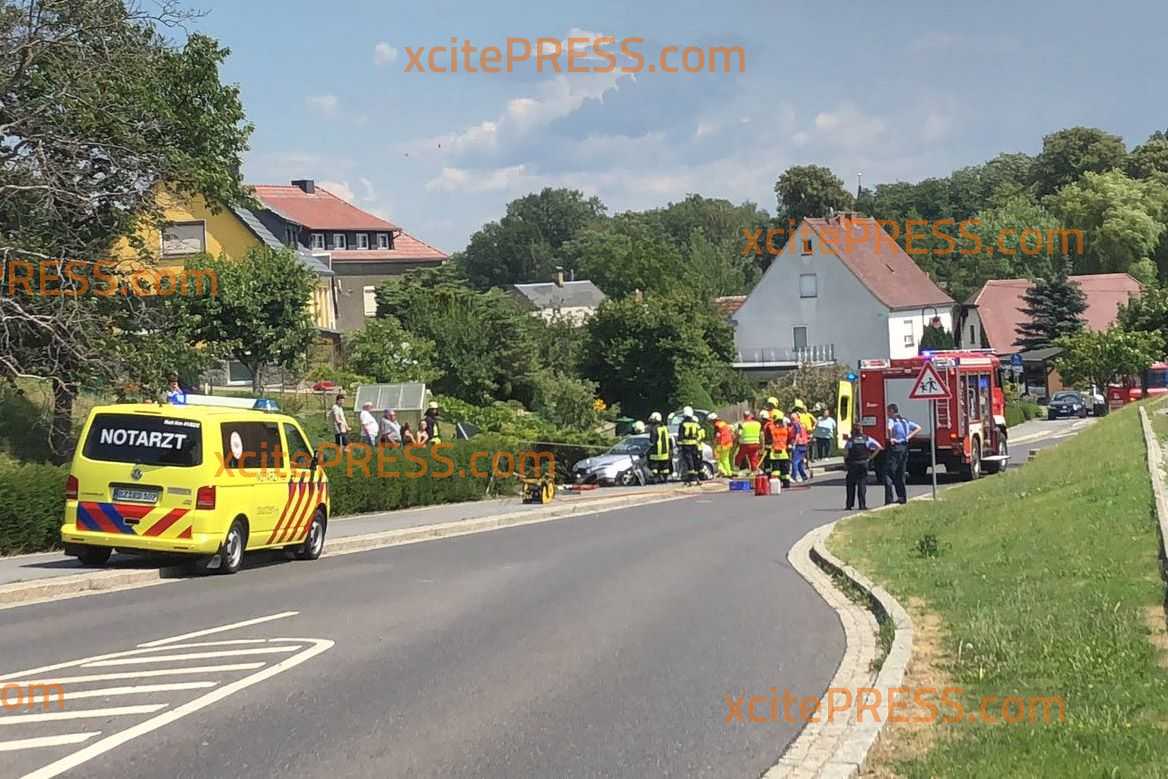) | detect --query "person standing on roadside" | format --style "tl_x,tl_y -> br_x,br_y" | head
844,425 -> 882,510
379,408 -> 401,447
813,410 -> 837,460
735,410 -> 763,474
358,402 -> 379,447
421,401 -> 442,446
788,409 -> 807,483
708,412 -> 734,477
796,401 -> 816,476
884,403 -> 922,505
329,393 -> 350,448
